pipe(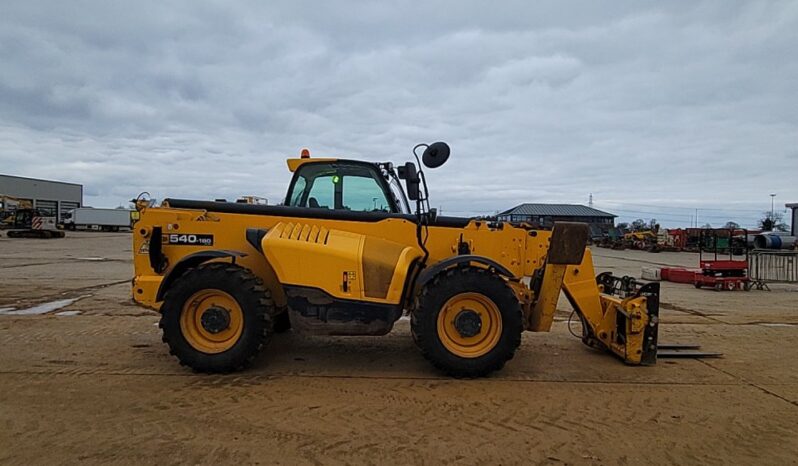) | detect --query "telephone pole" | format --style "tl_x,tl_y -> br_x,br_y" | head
770,193 -> 776,218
